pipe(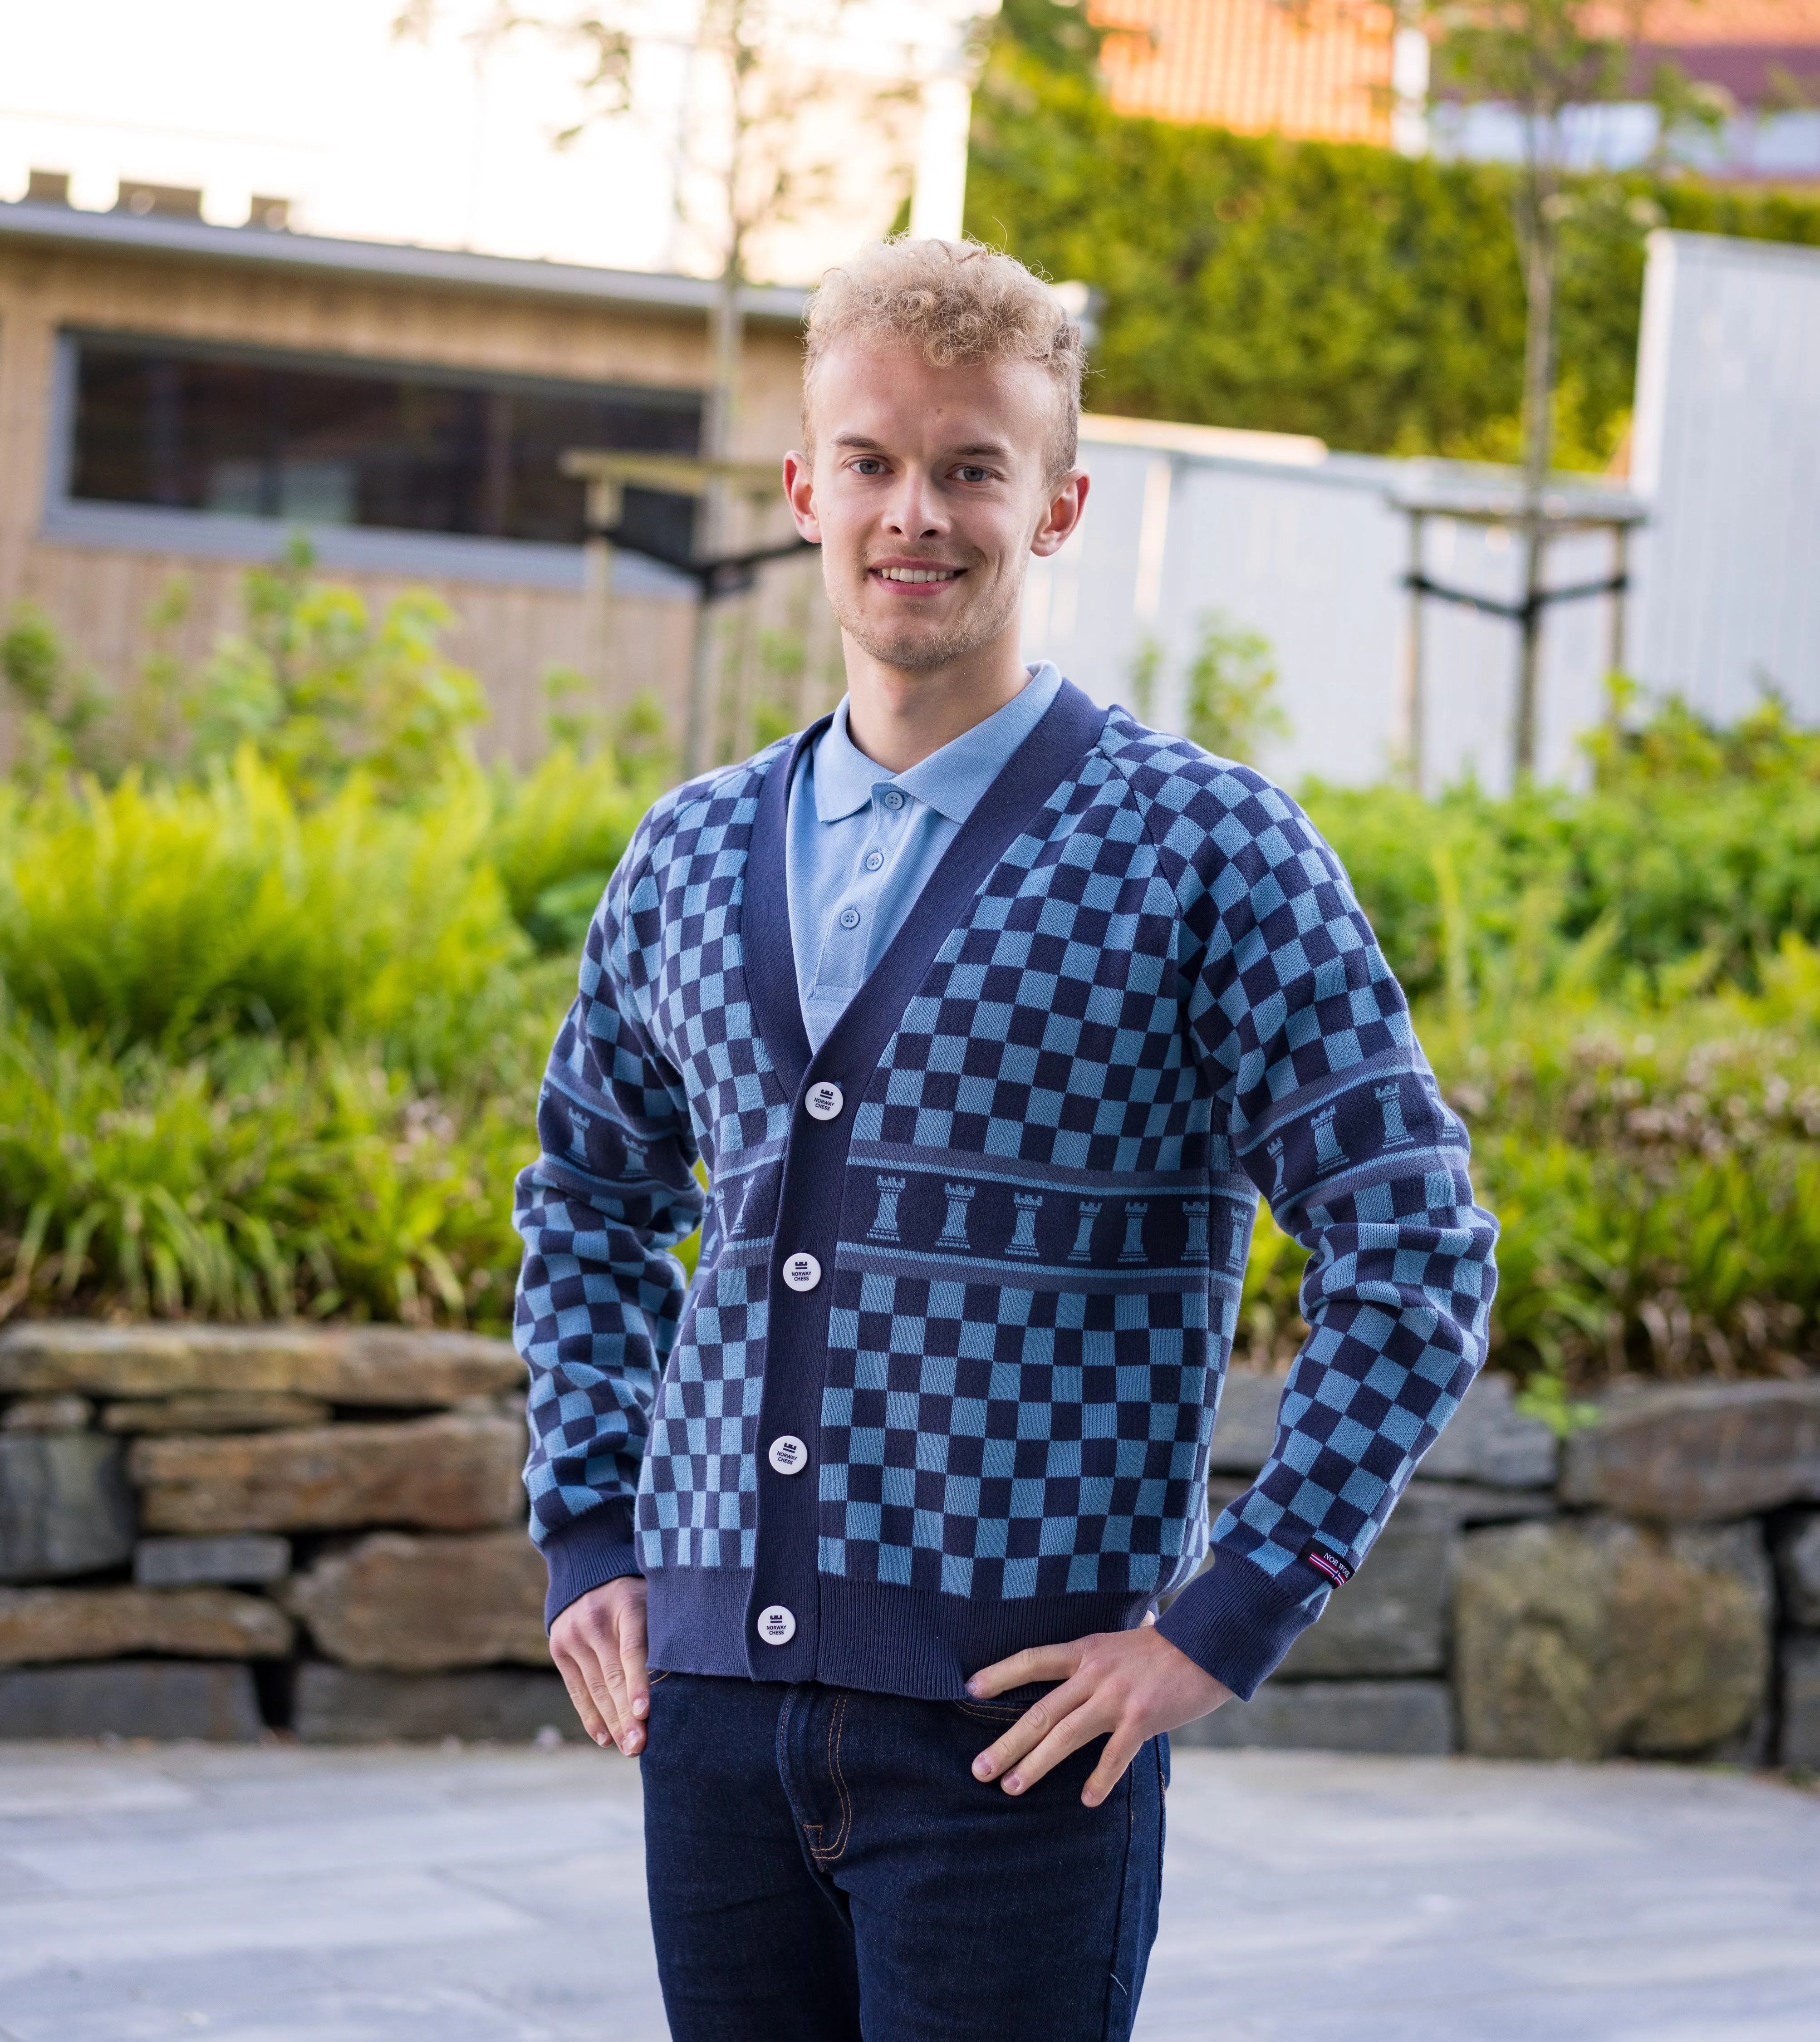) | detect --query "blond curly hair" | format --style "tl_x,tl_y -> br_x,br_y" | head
802,238 -> 1085,481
